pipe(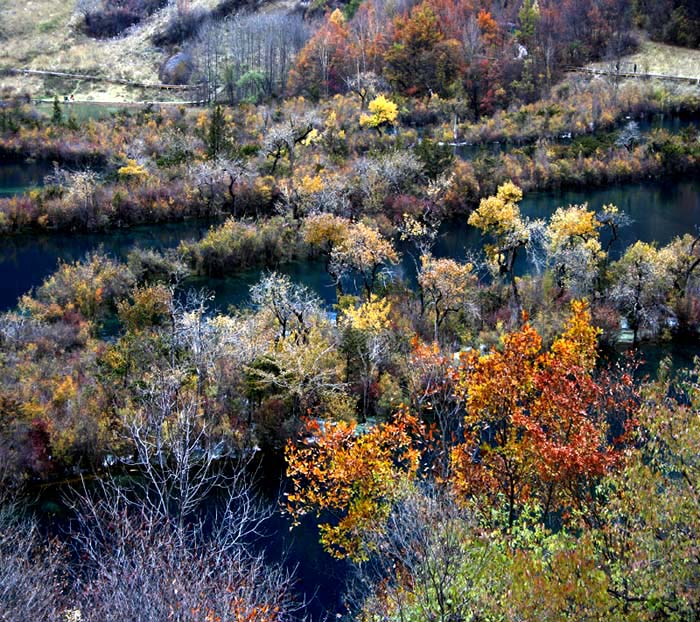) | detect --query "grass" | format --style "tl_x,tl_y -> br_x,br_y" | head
589,40 -> 700,80
37,15 -> 63,34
